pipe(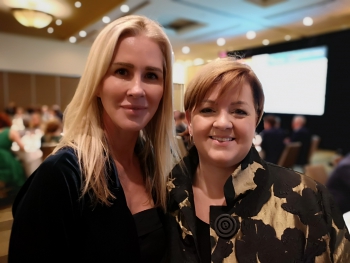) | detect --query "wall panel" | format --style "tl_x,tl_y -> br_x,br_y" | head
8,72 -> 31,109
60,77 -> 79,111
35,75 -> 57,107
